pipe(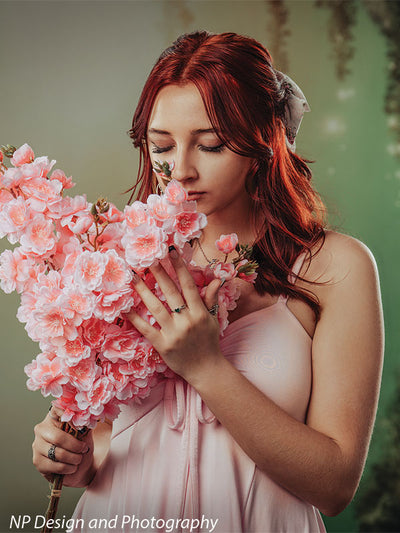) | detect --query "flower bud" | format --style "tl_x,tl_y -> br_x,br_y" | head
1,145 -> 17,158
